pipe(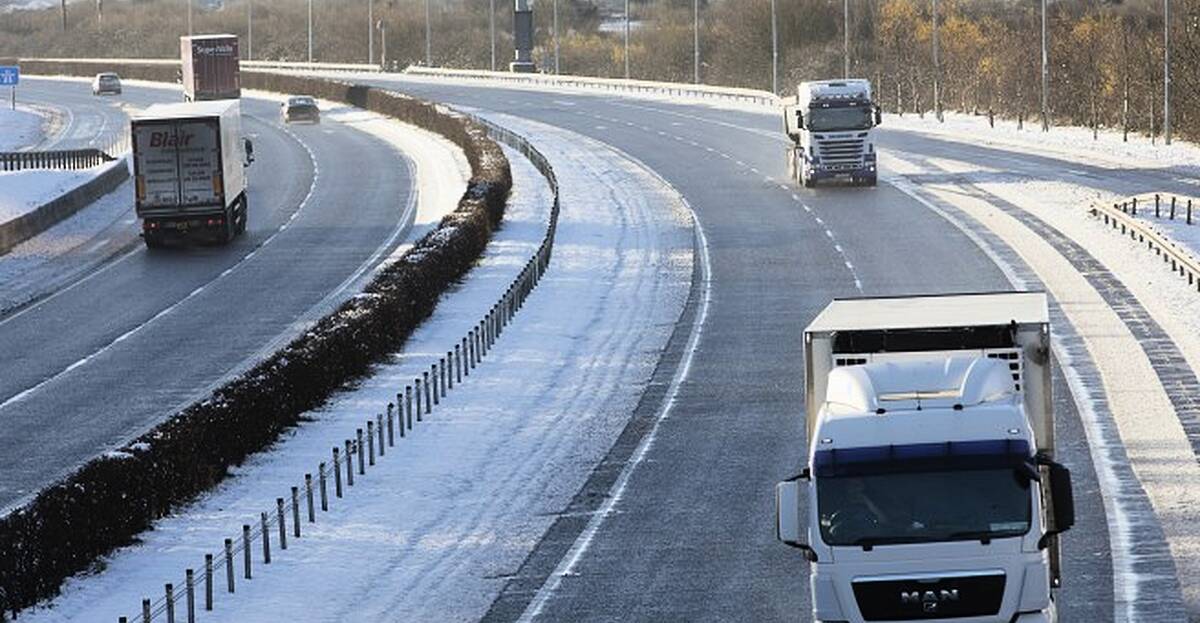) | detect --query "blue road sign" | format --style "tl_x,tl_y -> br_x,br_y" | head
0,66 -> 18,86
